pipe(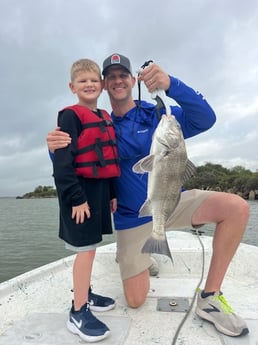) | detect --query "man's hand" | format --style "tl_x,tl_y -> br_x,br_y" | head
138,63 -> 171,93
46,127 -> 71,153
110,198 -> 117,213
